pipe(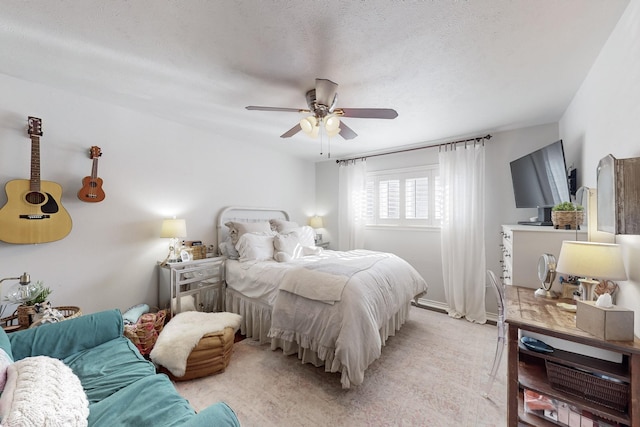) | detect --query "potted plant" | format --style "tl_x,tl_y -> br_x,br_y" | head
551,202 -> 584,229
